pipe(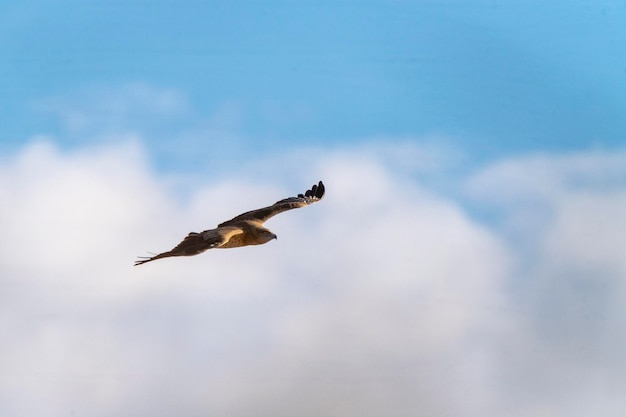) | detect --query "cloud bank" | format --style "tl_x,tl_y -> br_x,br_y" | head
0,140 -> 624,417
